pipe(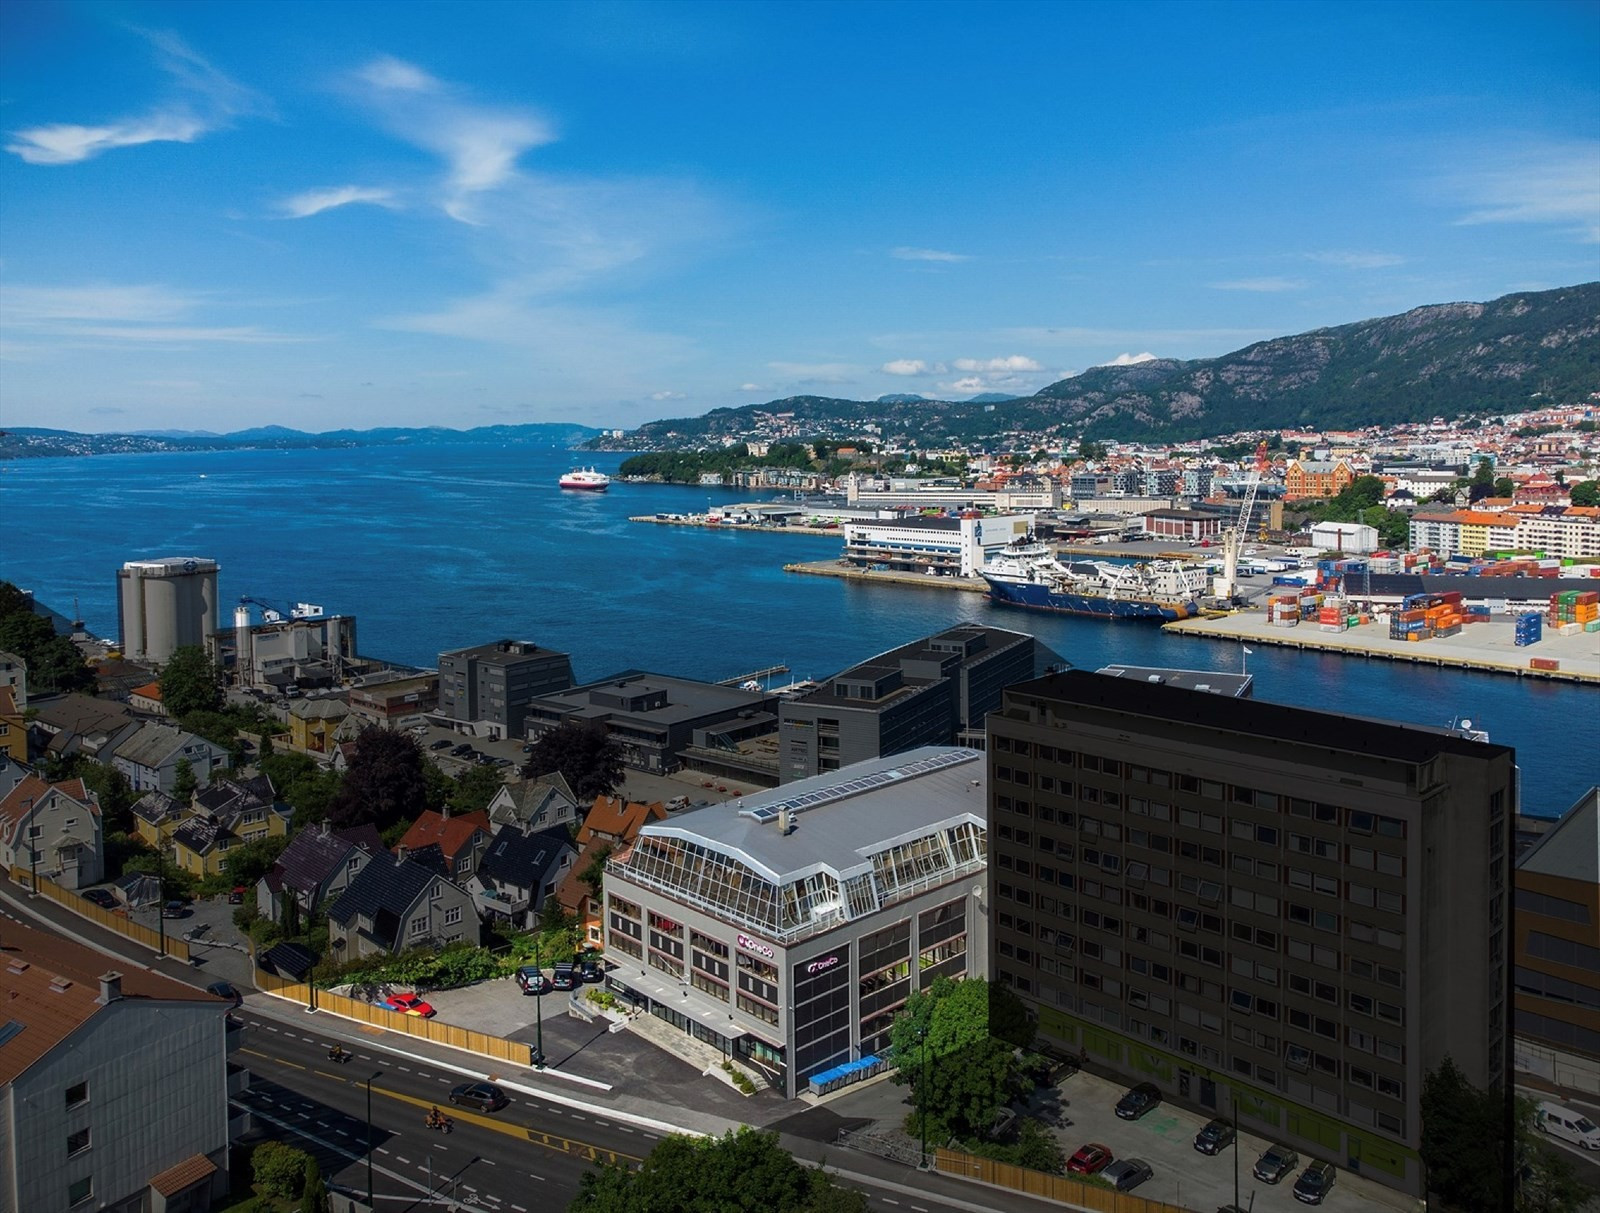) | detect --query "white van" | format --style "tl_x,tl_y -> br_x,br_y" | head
1537,1101 -> 1600,1150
